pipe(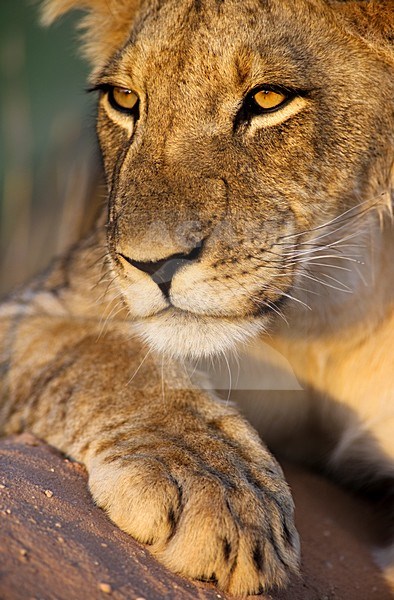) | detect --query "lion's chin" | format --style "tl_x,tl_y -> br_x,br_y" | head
132,308 -> 265,360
